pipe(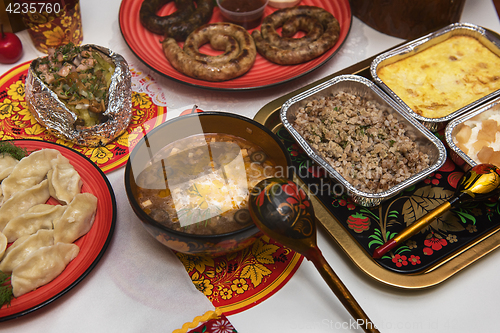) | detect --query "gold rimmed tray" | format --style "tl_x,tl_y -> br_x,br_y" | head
254,38 -> 500,289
